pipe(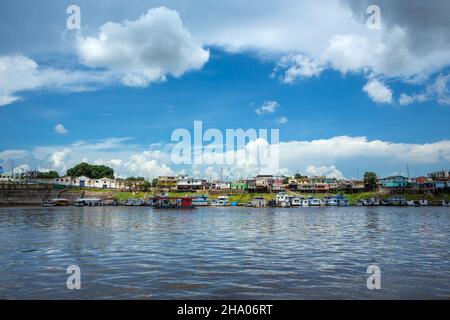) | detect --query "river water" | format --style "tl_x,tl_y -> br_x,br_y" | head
0,206 -> 449,299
